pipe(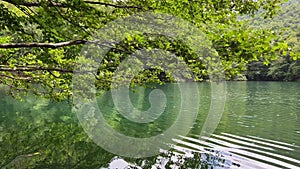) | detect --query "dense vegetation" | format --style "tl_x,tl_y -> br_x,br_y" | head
245,0 -> 300,81
0,0 -> 295,100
